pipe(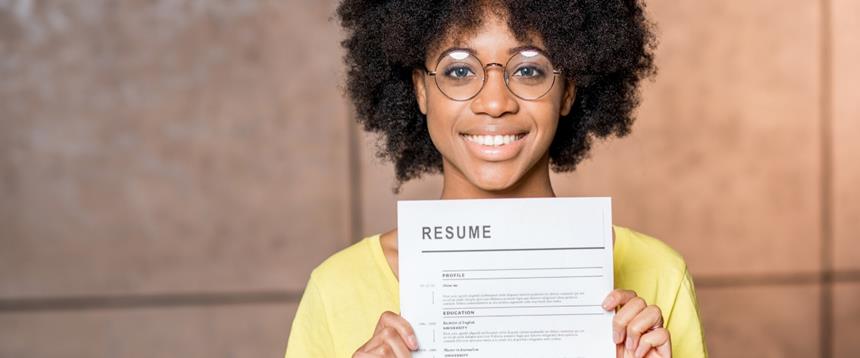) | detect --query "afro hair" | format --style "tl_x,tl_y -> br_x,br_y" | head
337,0 -> 657,190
